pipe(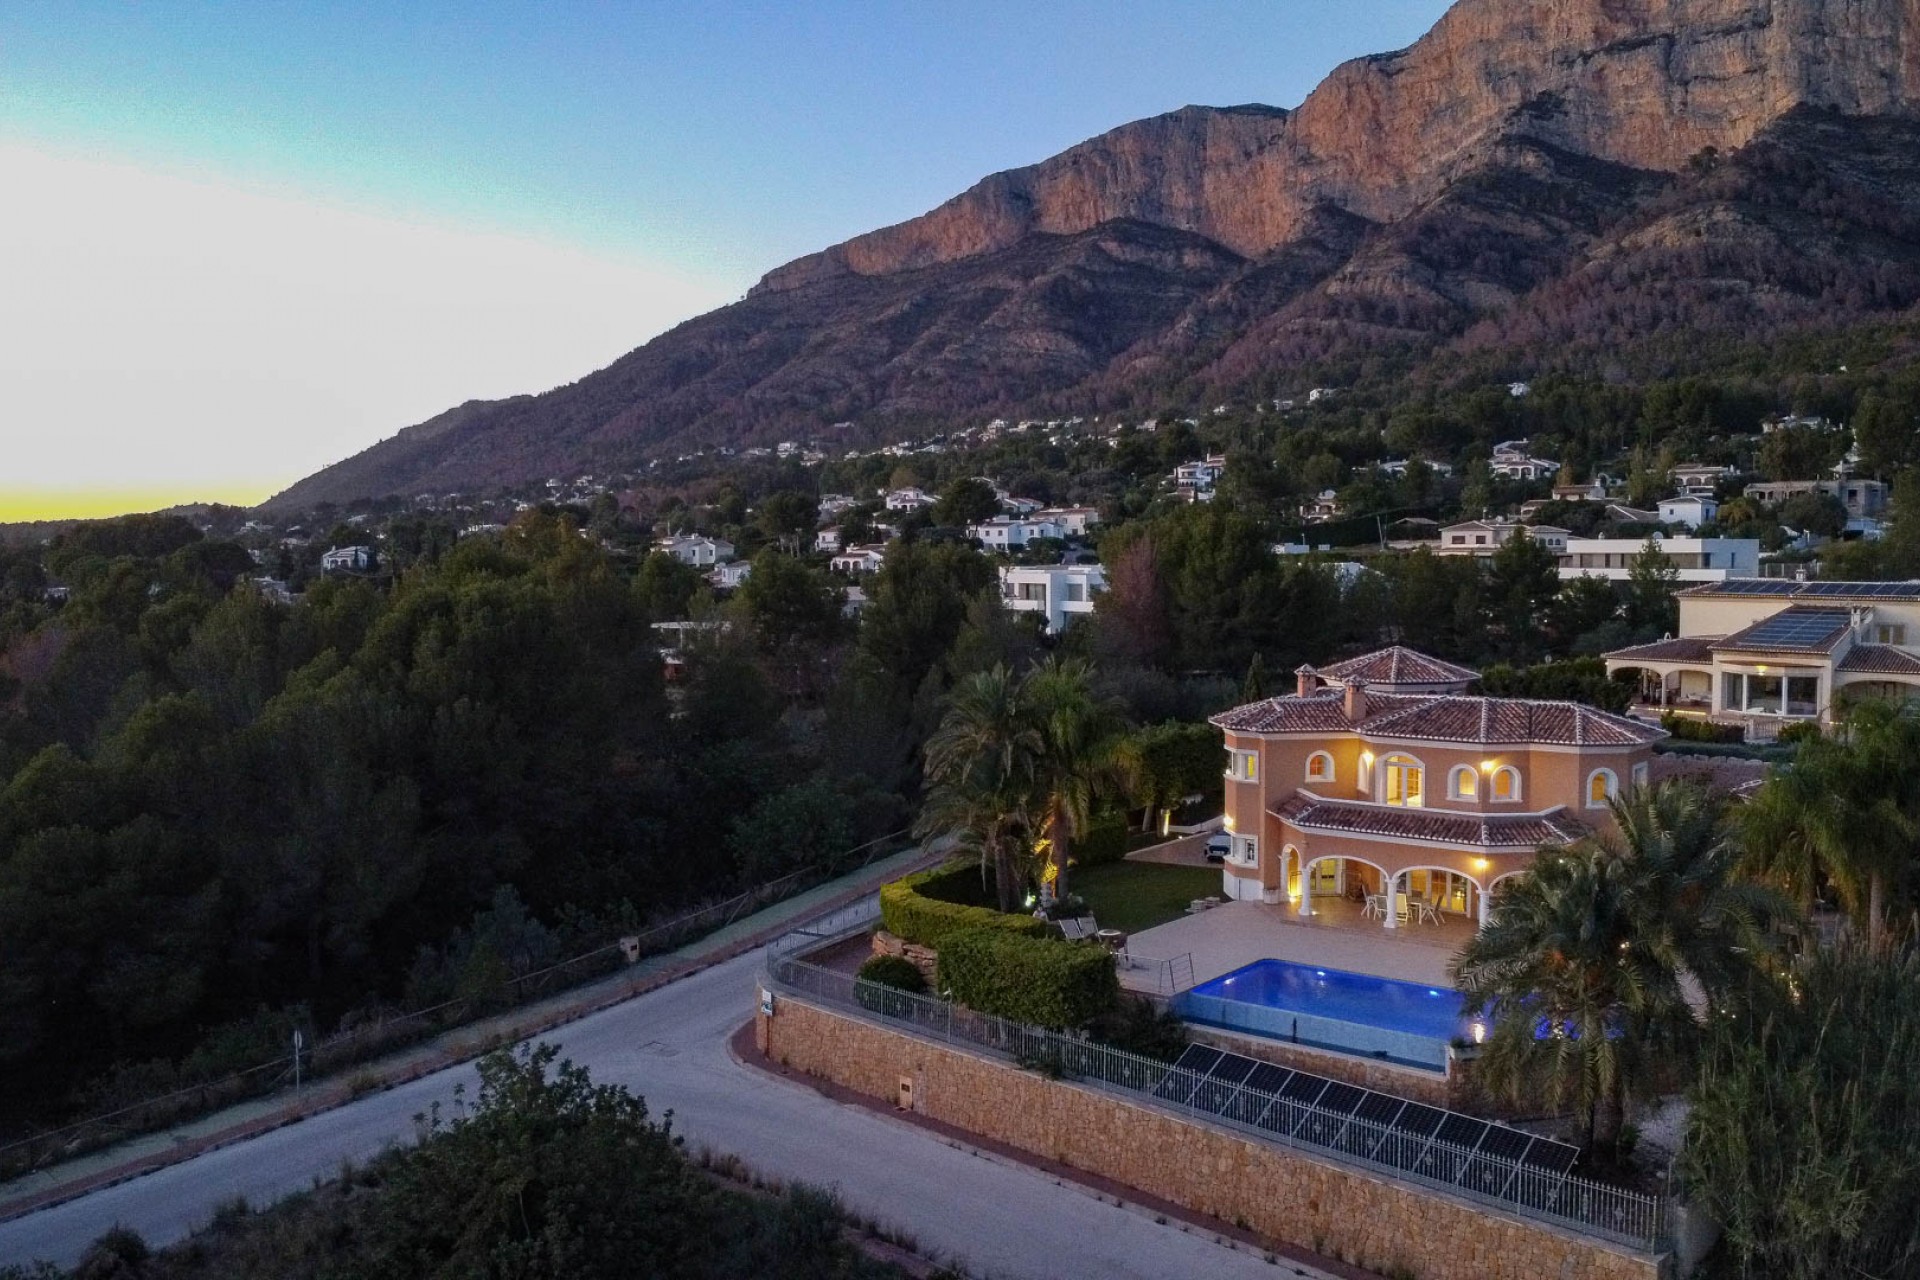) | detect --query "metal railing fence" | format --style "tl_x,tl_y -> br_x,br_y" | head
766,954 -> 1667,1254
